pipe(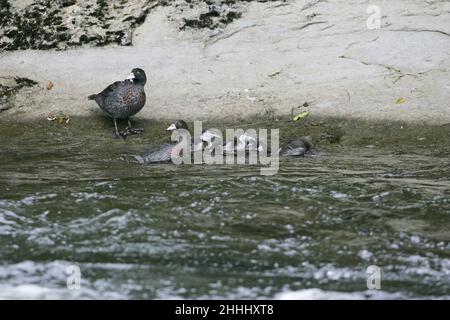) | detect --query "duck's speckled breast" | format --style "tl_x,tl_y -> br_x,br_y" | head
118,85 -> 146,118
